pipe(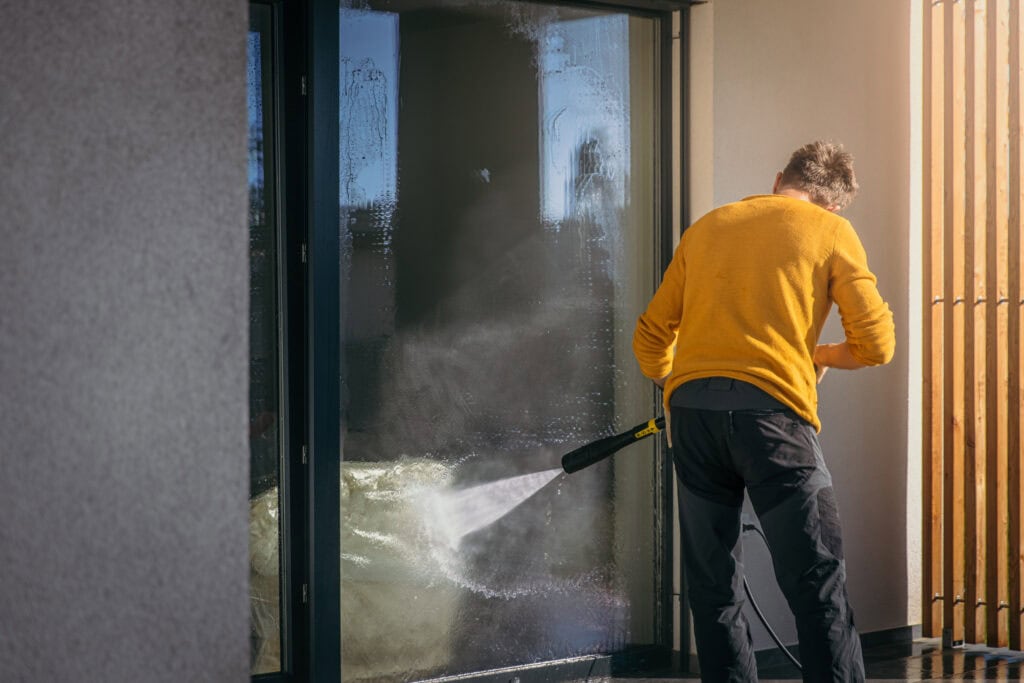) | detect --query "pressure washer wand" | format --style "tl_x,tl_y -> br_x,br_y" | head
561,416 -> 666,474
560,415 -> 804,672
